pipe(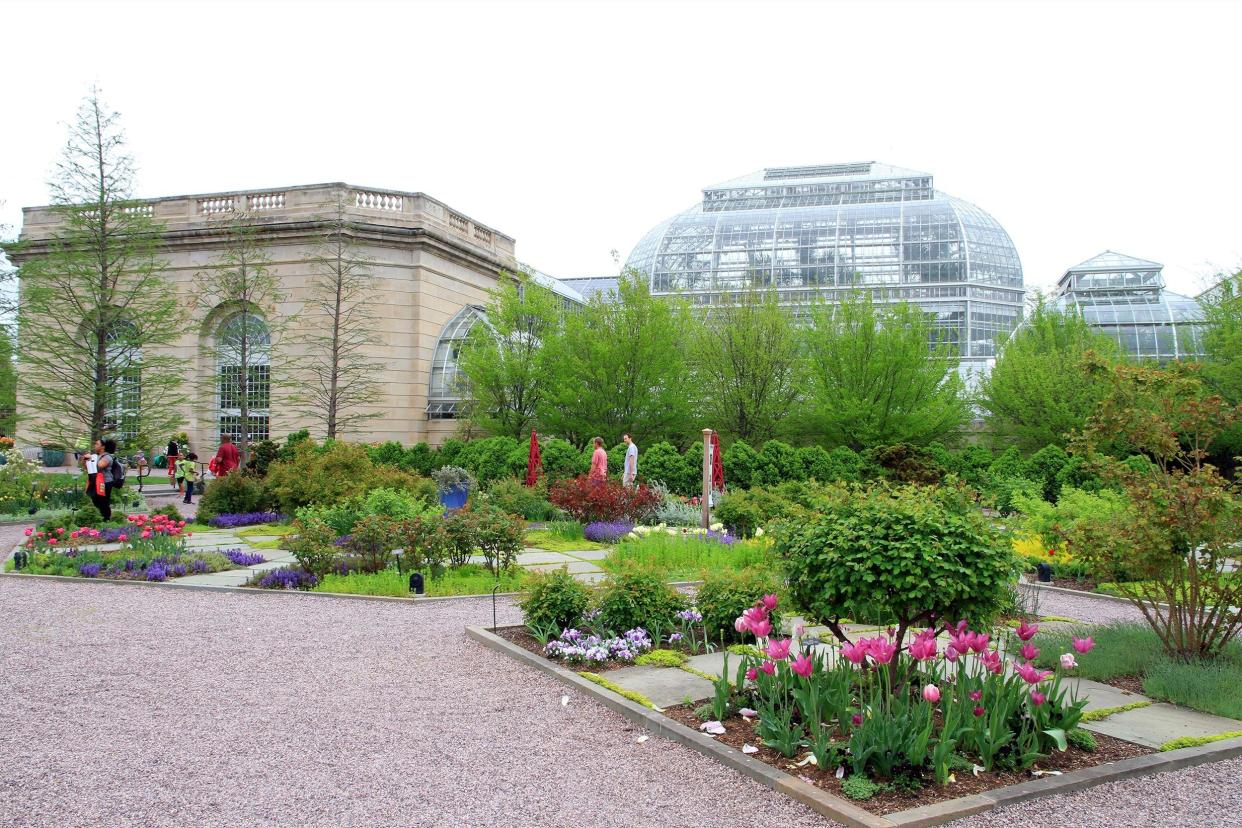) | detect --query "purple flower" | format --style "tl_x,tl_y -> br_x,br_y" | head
78,563 -> 102,578
208,512 -> 287,529
703,530 -> 737,546
224,548 -> 265,567
190,559 -> 210,574
145,563 -> 167,582
257,567 -> 318,590
583,522 -> 634,543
